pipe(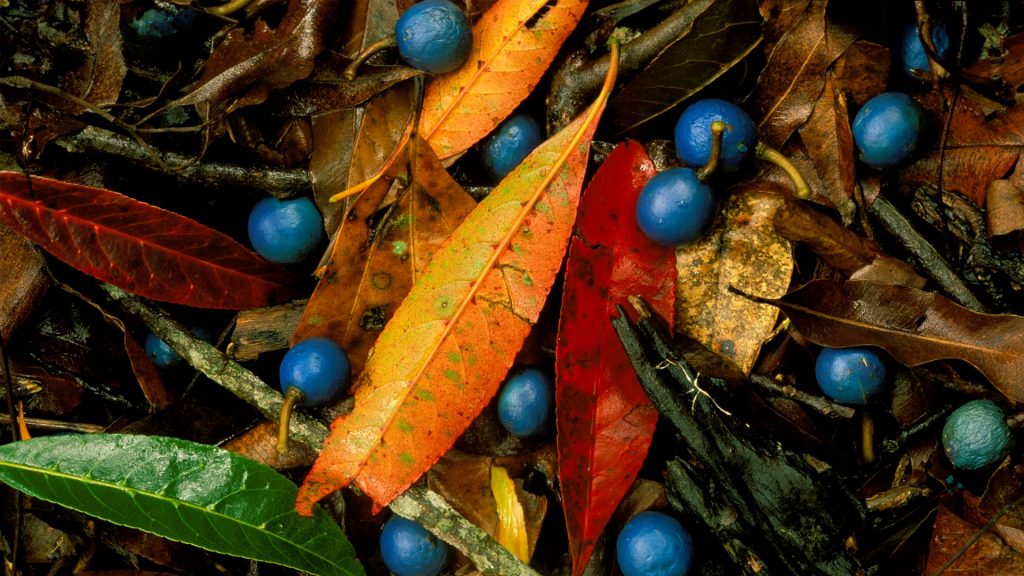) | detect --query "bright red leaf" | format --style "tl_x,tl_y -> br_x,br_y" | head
555,140 -> 675,576
0,172 -> 297,310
